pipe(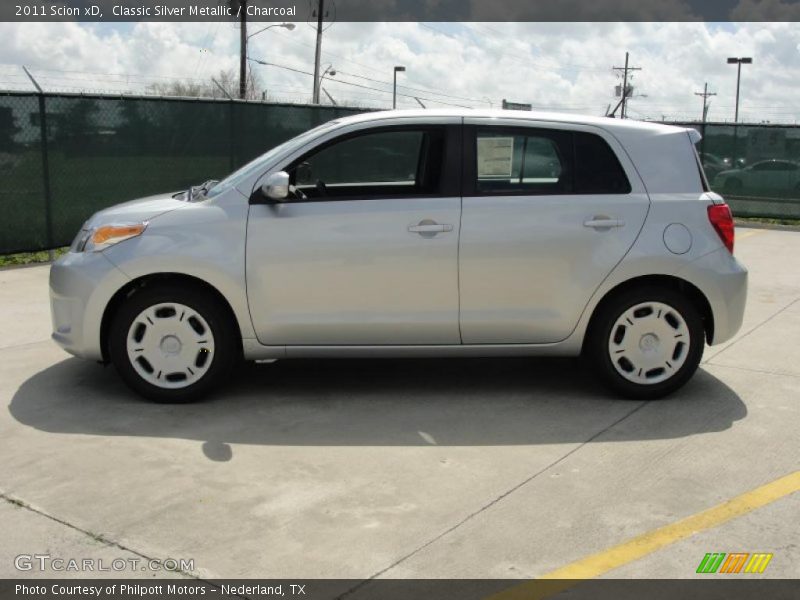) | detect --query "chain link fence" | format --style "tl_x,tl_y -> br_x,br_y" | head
2,94 -> 799,254
674,121 -> 800,220
0,91 -> 365,254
